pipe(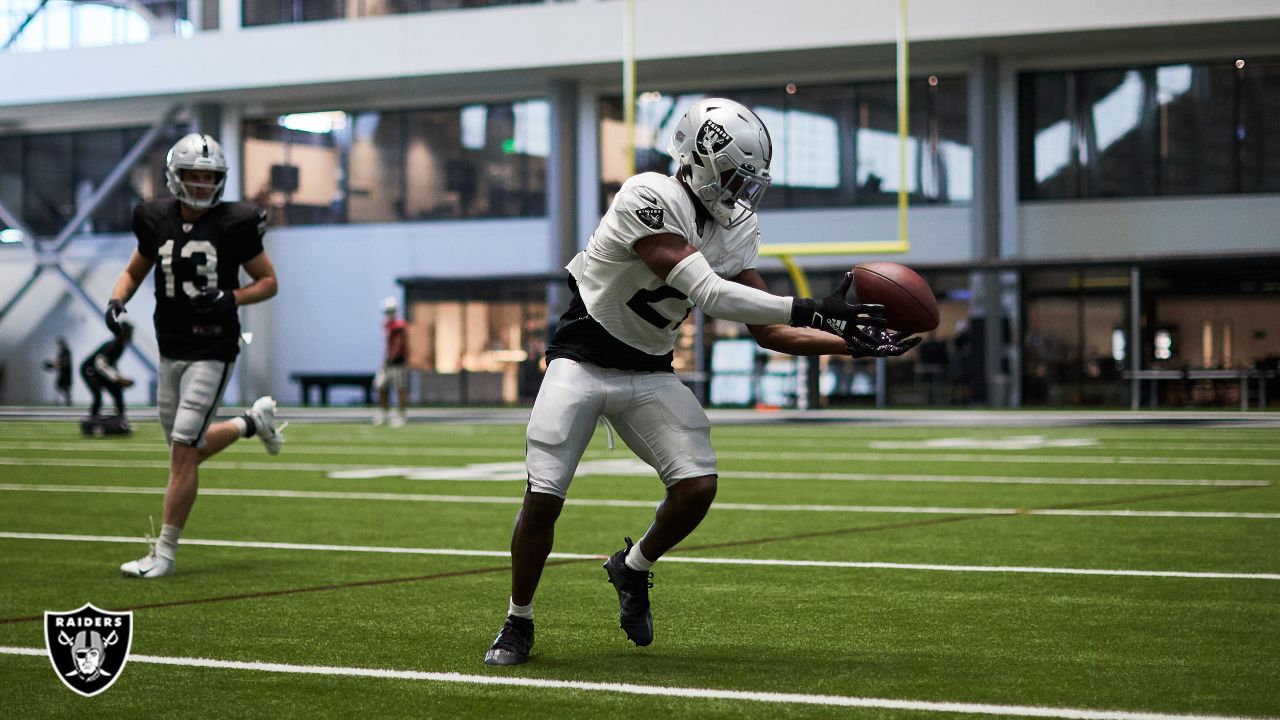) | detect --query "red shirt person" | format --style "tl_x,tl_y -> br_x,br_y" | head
375,296 -> 409,427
